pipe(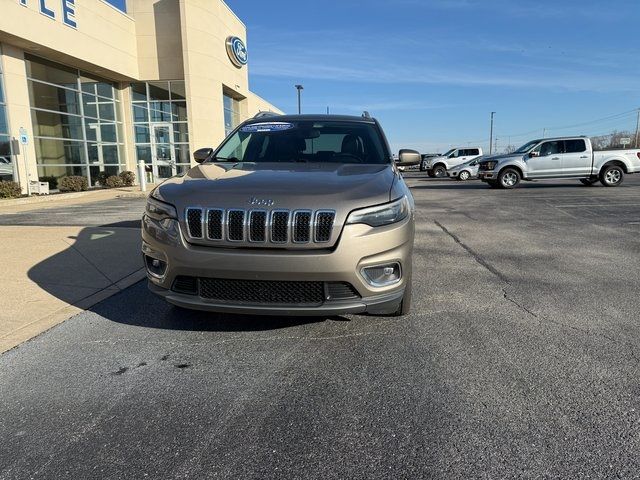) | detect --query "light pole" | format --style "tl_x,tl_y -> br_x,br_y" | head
634,108 -> 640,148
489,112 -> 496,154
295,84 -> 304,114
